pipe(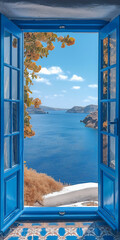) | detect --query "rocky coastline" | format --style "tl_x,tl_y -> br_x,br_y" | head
81,110 -> 98,129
